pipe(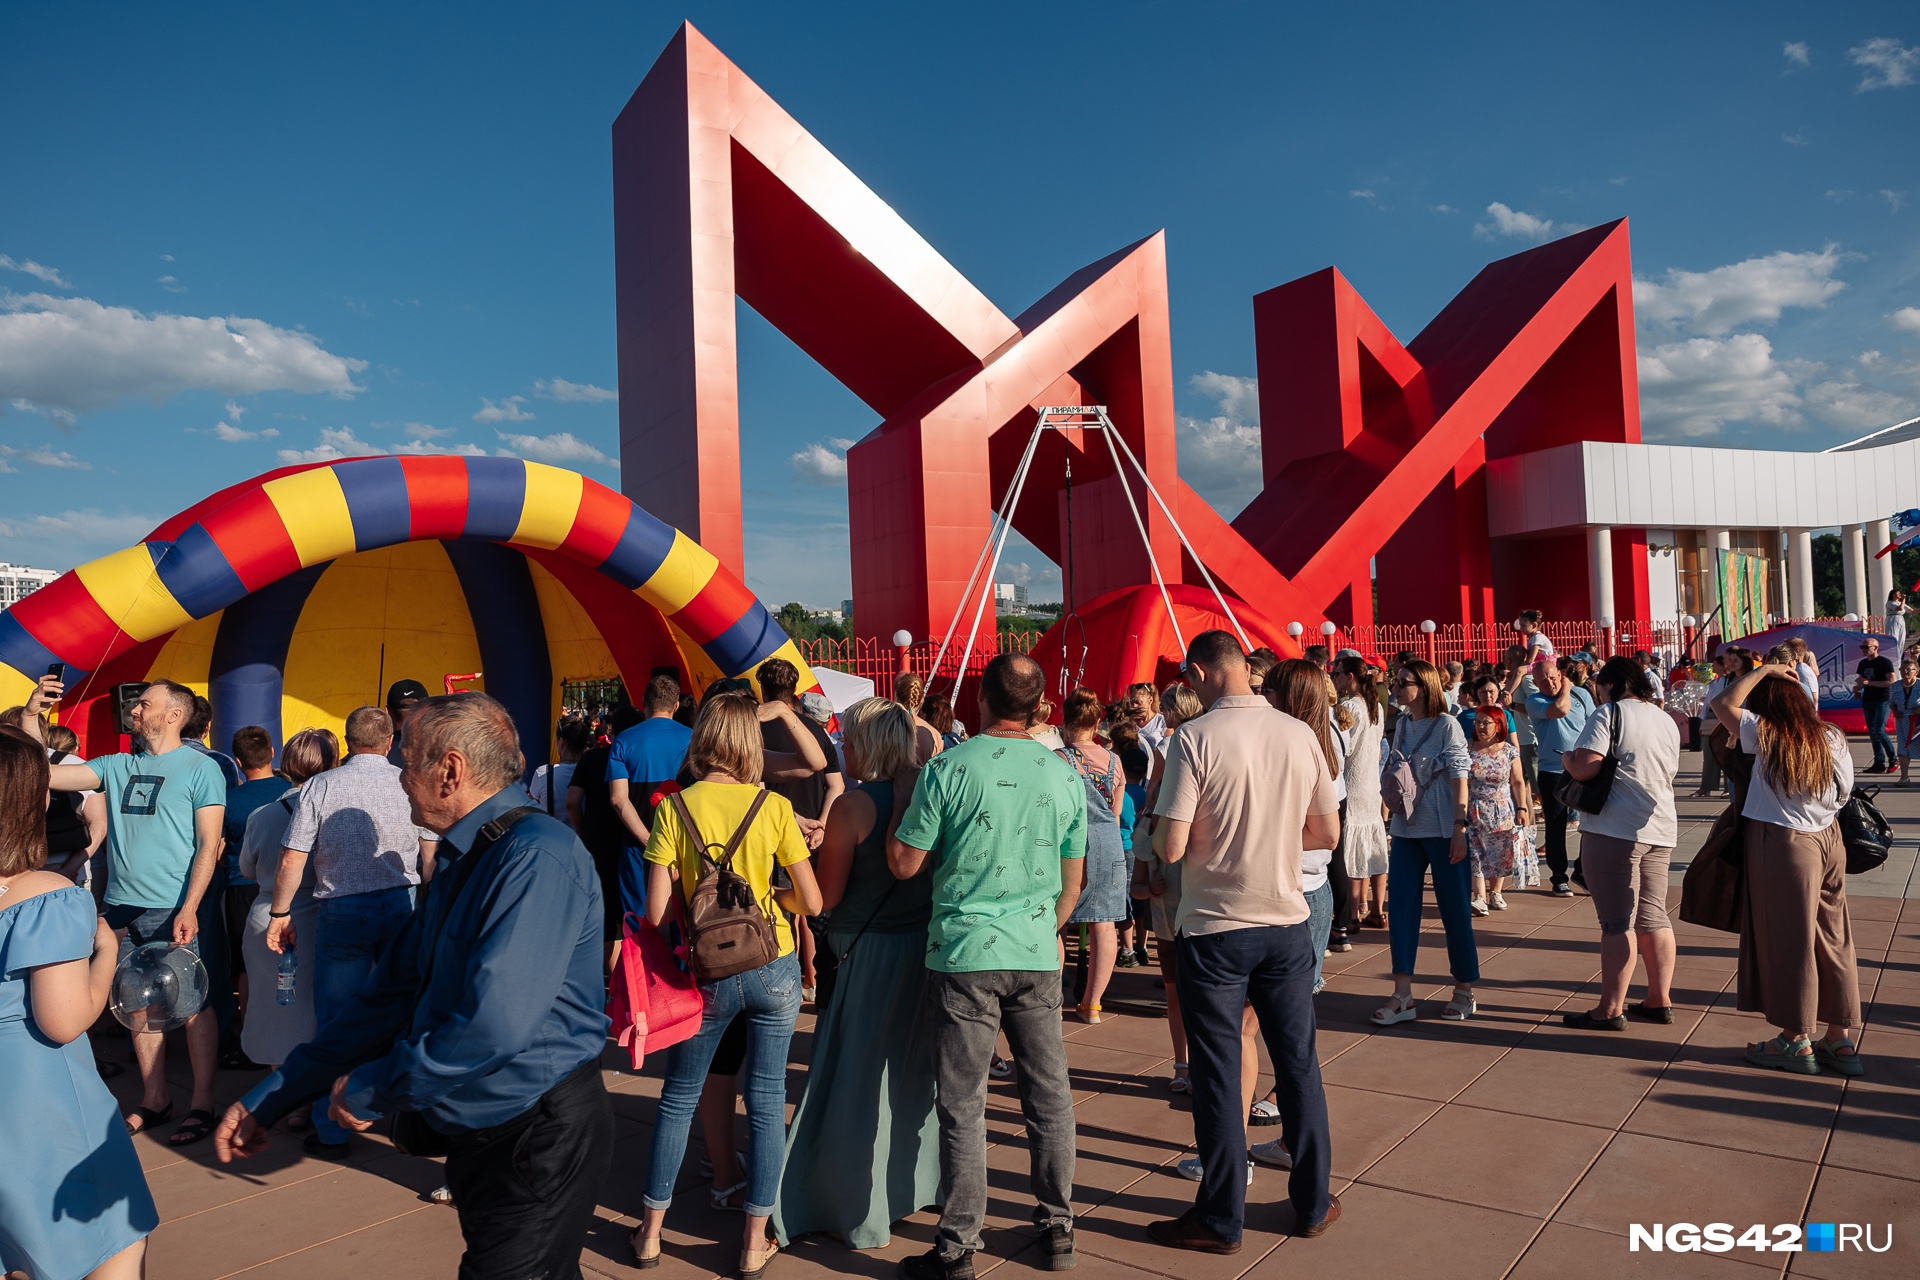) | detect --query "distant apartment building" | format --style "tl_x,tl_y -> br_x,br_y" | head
994,582 -> 1028,616
0,562 -> 59,609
